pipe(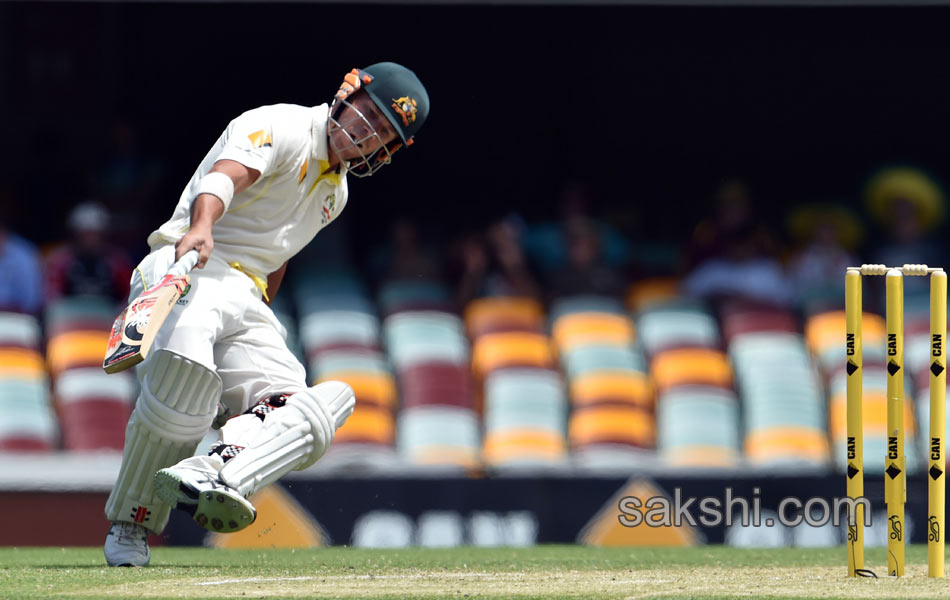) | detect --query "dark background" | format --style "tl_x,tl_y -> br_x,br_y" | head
3,2 -> 950,263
